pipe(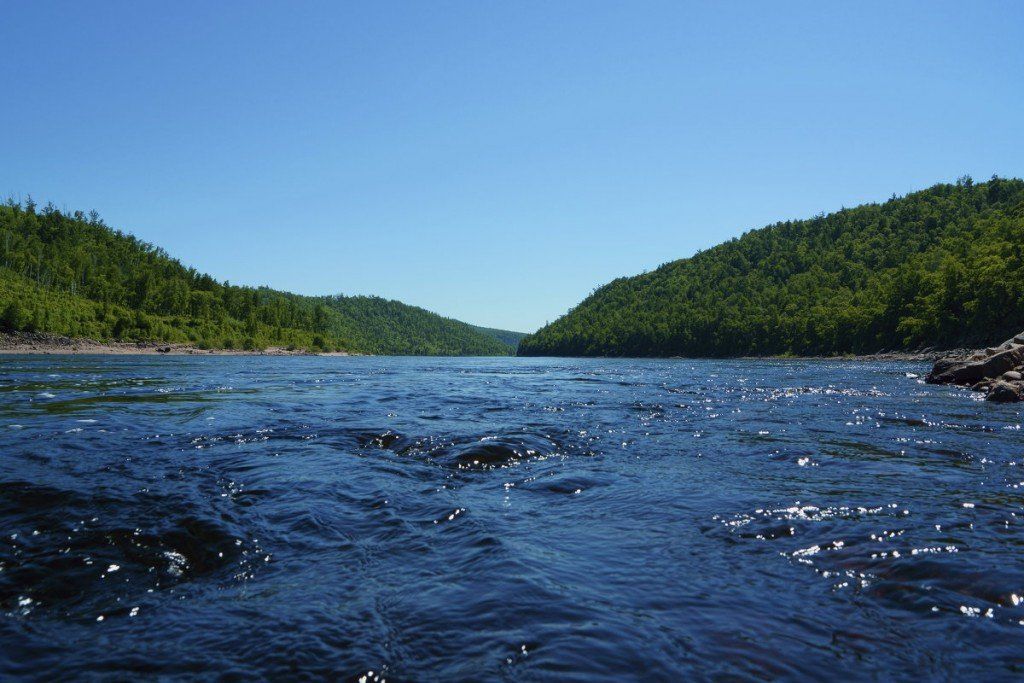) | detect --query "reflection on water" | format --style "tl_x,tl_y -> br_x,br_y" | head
1,355 -> 1022,679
